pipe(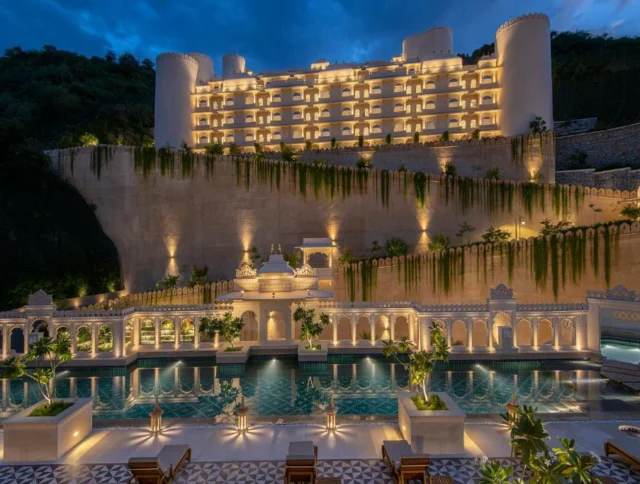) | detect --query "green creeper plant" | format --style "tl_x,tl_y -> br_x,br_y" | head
199,312 -> 245,350
156,274 -> 179,290
293,306 -> 330,349
481,226 -> 511,244
620,204 -> 640,221
385,237 -> 408,257
2,332 -> 72,404
188,265 -> 209,287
